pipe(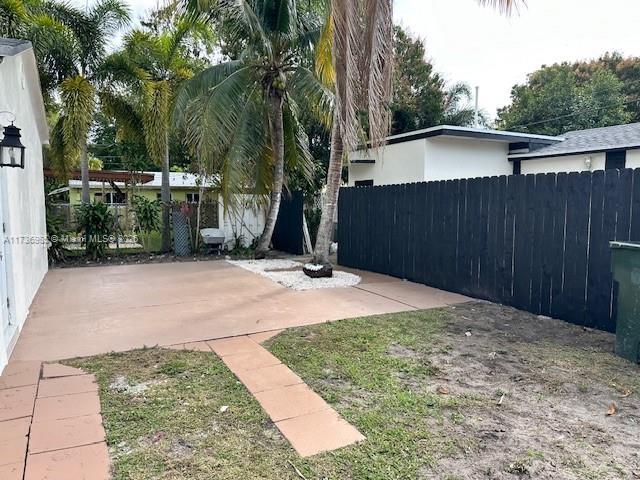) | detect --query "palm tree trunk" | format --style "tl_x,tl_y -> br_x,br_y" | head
161,133 -> 171,252
80,140 -> 90,204
312,110 -> 343,266
255,92 -> 285,257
